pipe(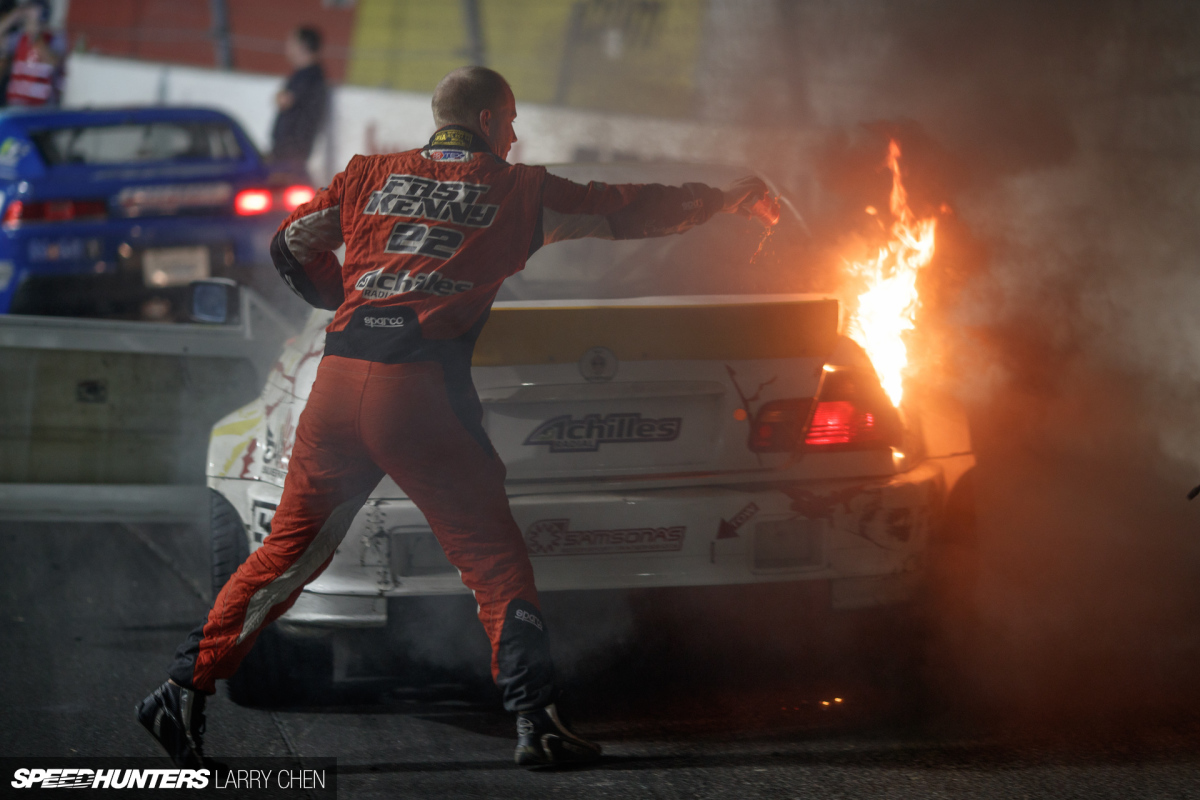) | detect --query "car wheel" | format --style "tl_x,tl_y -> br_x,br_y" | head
209,489 -> 333,708
928,468 -> 979,608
